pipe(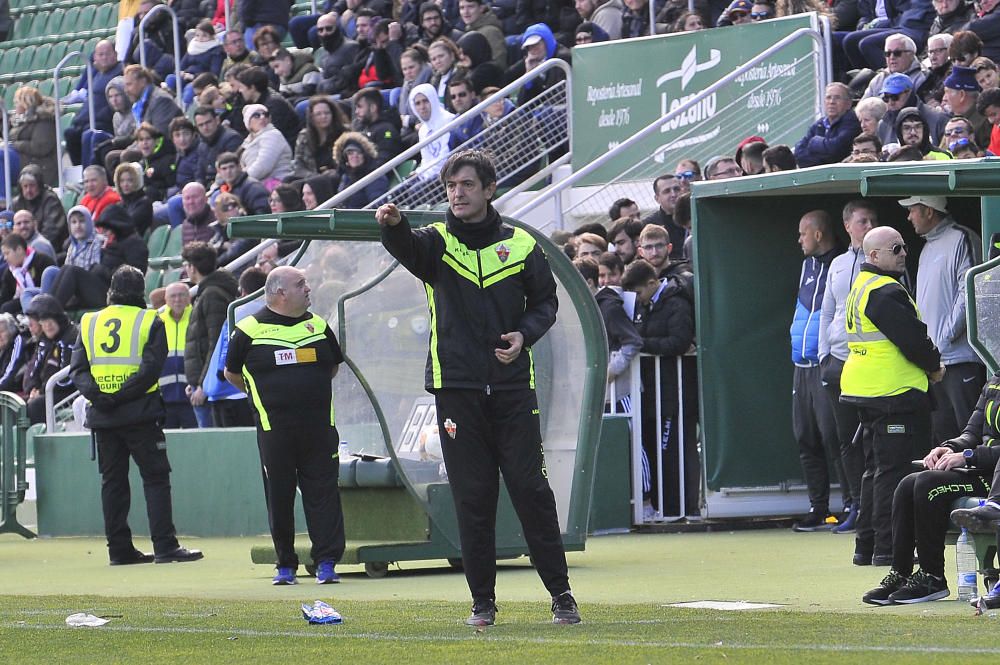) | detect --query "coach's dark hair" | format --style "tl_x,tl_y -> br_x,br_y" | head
439,149 -> 497,192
